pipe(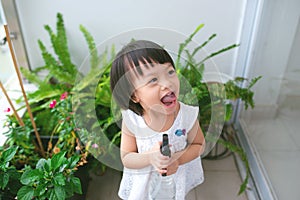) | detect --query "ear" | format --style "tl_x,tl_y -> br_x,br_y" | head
131,94 -> 140,103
